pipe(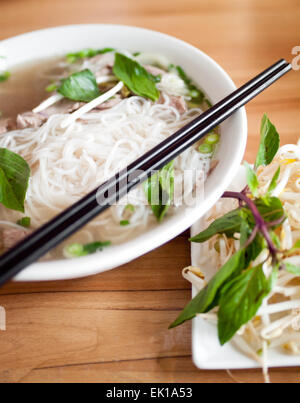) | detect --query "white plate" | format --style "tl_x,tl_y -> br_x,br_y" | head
1,24 -> 247,282
191,166 -> 300,369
